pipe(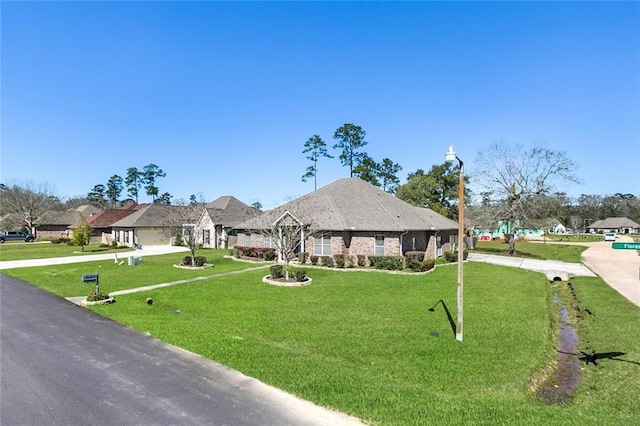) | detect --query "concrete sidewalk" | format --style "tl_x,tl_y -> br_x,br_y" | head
65,264 -> 271,306
0,245 -> 190,270
468,252 -> 596,281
